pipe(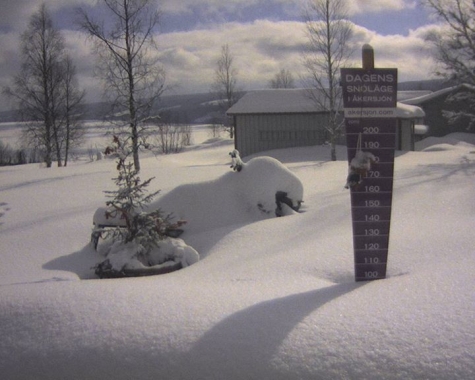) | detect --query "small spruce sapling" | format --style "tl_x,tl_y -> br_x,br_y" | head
103,136 -> 172,259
